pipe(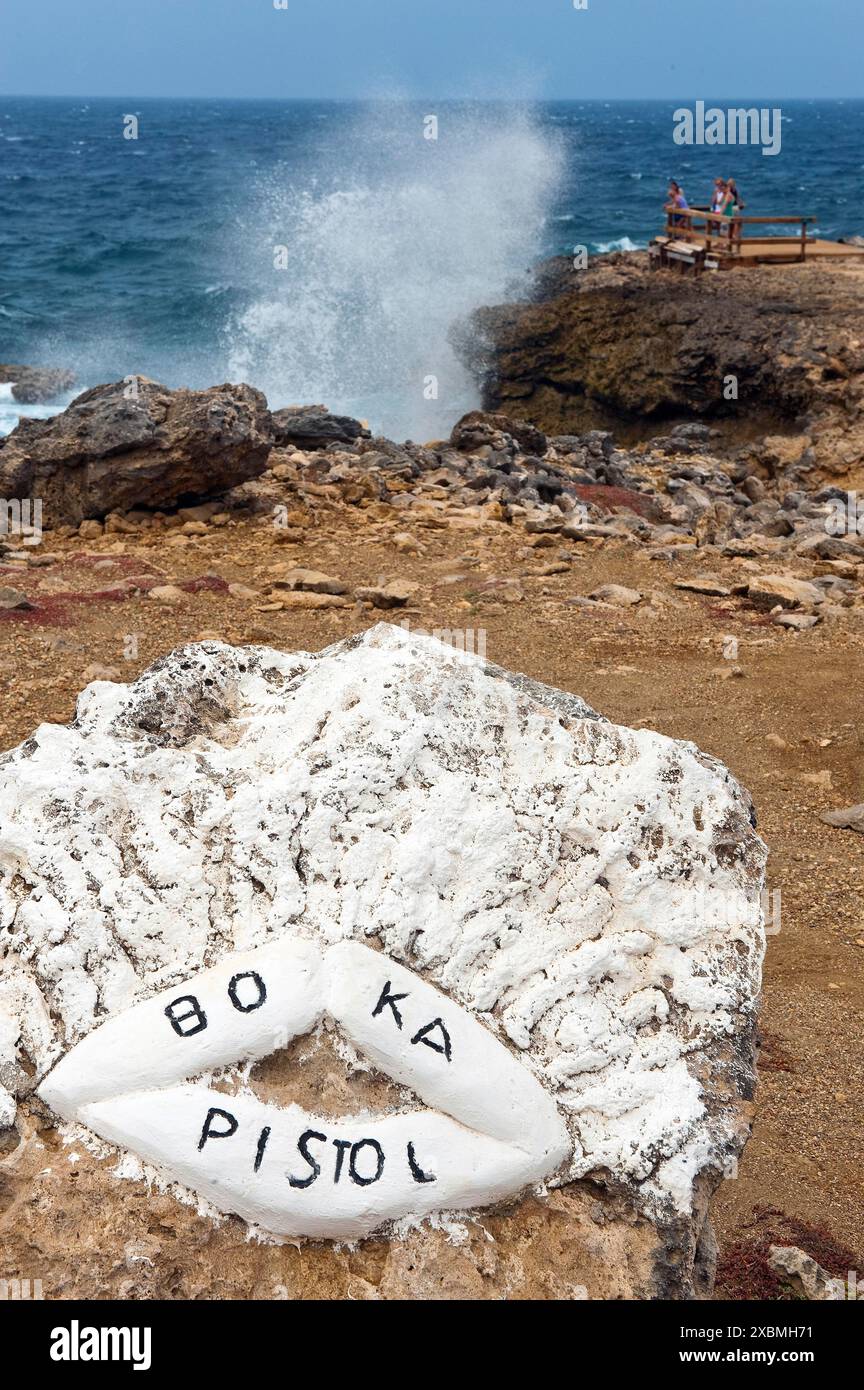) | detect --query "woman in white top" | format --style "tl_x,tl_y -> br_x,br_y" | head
711,178 -> 736,236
